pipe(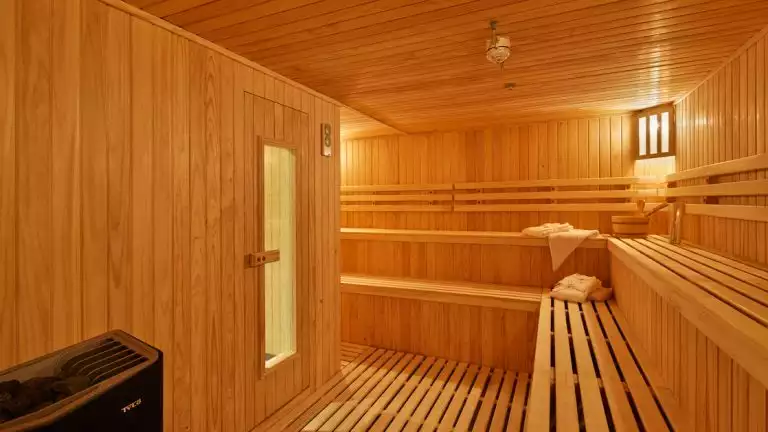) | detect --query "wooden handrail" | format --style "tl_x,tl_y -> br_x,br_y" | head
666,153 -> 768,182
